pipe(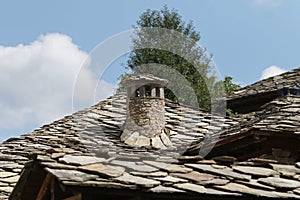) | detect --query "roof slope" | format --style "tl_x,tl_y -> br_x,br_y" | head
227,67 -> 300,113
228,67 -> 300,100
0,92 -> 236,199
253,95 -> 300,133
226,95 -> 300,135
185,95 -> 300,162
12,150 -> 300,199
1,93 -> 300,199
